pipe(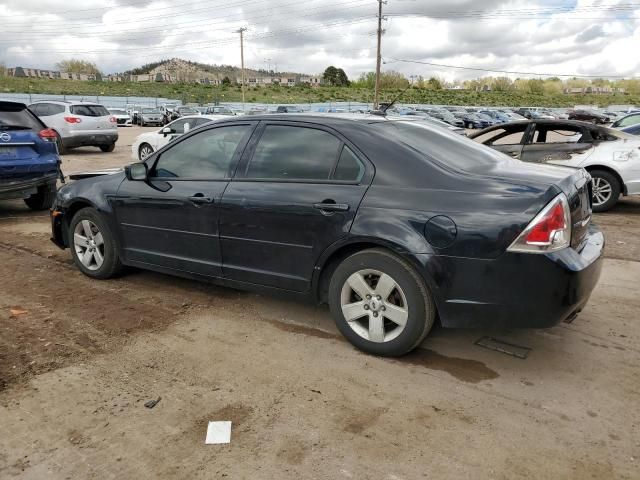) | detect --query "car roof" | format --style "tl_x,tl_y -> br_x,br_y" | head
212,113 -> 391,125
30,100 -> 104,106
0,100 -> 28,109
